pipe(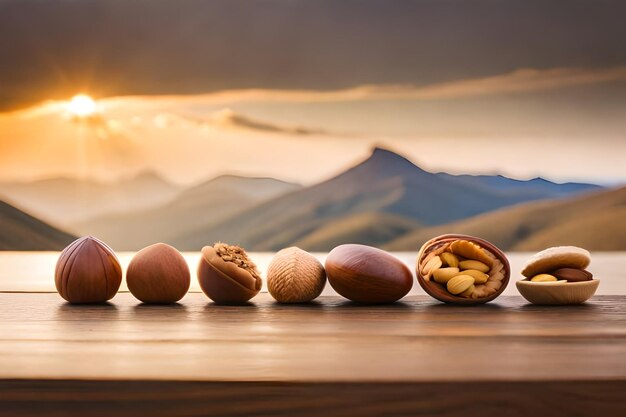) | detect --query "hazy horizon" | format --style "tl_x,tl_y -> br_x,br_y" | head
1,81 -> 625,187
0,141 -> 622,188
